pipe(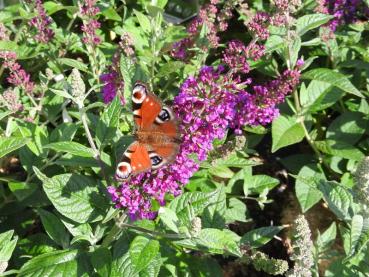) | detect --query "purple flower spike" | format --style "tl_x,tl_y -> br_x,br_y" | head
108,64 -> 301,220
